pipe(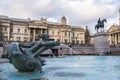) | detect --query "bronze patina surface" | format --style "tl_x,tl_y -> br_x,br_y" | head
6,34 -> 60,72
